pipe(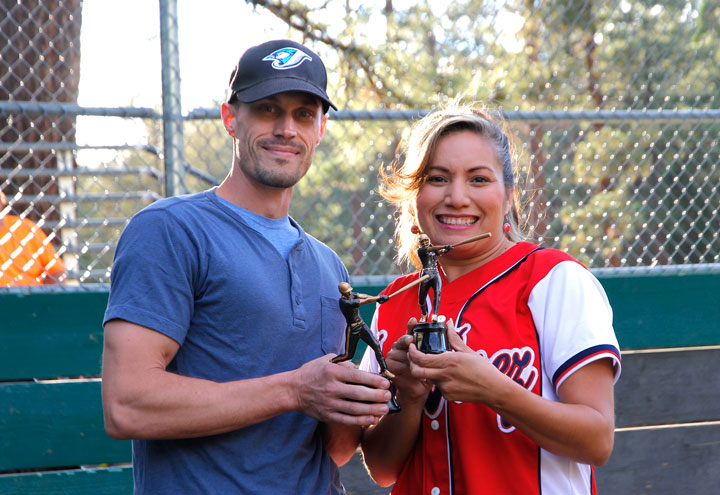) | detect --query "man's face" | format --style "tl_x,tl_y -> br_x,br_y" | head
224,91 -> 327,190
